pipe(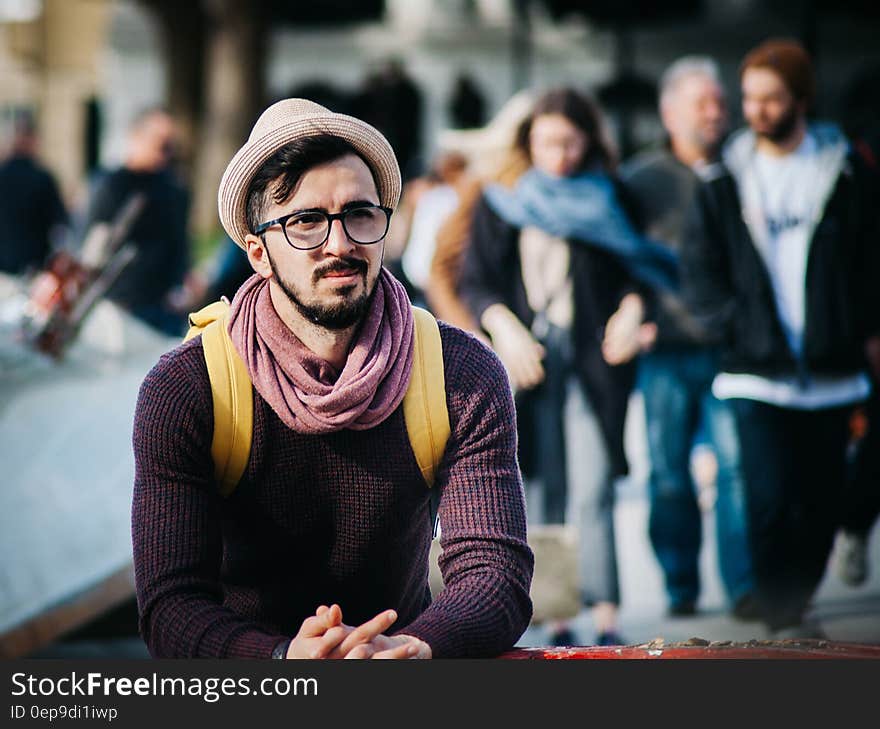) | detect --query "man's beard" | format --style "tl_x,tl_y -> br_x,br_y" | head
754,103 -> 800,144
267,252 -> 377,330
691,125 -> 725,159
